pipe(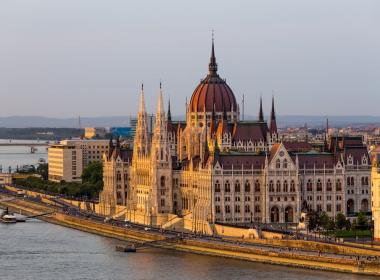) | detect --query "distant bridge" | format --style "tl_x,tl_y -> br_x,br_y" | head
0,142 -> 50,153
0,143 -> 50,147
